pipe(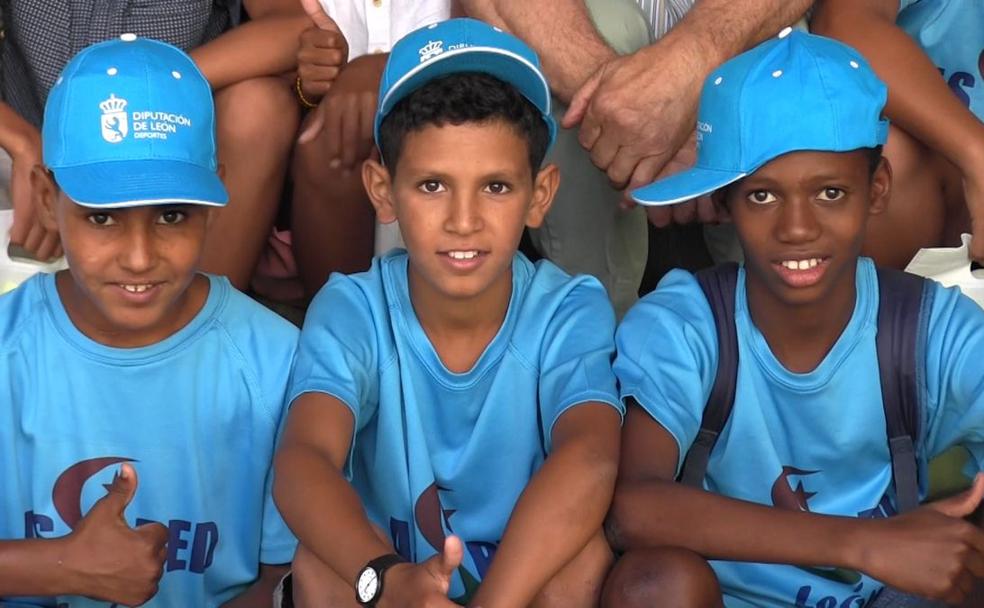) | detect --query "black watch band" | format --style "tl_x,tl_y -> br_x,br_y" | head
356,553 -> 407,607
